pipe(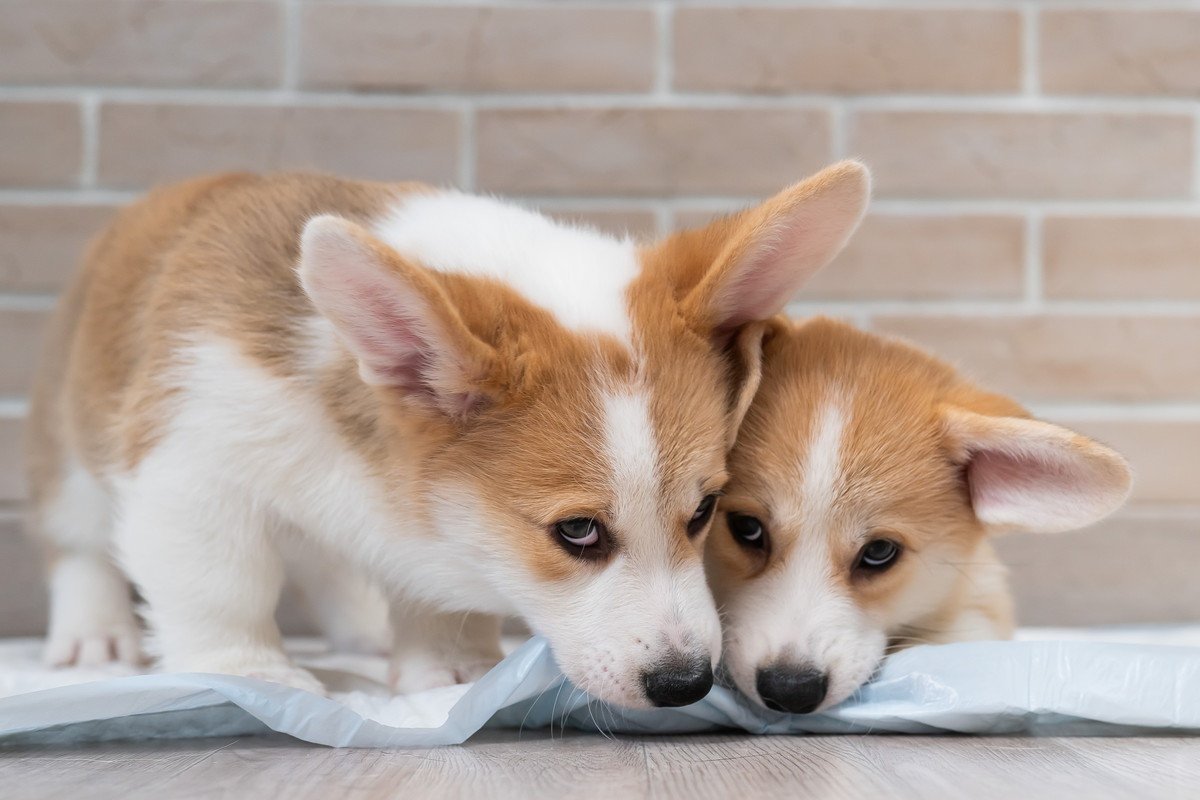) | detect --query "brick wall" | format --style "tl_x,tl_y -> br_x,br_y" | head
1,0 -> 1198,630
